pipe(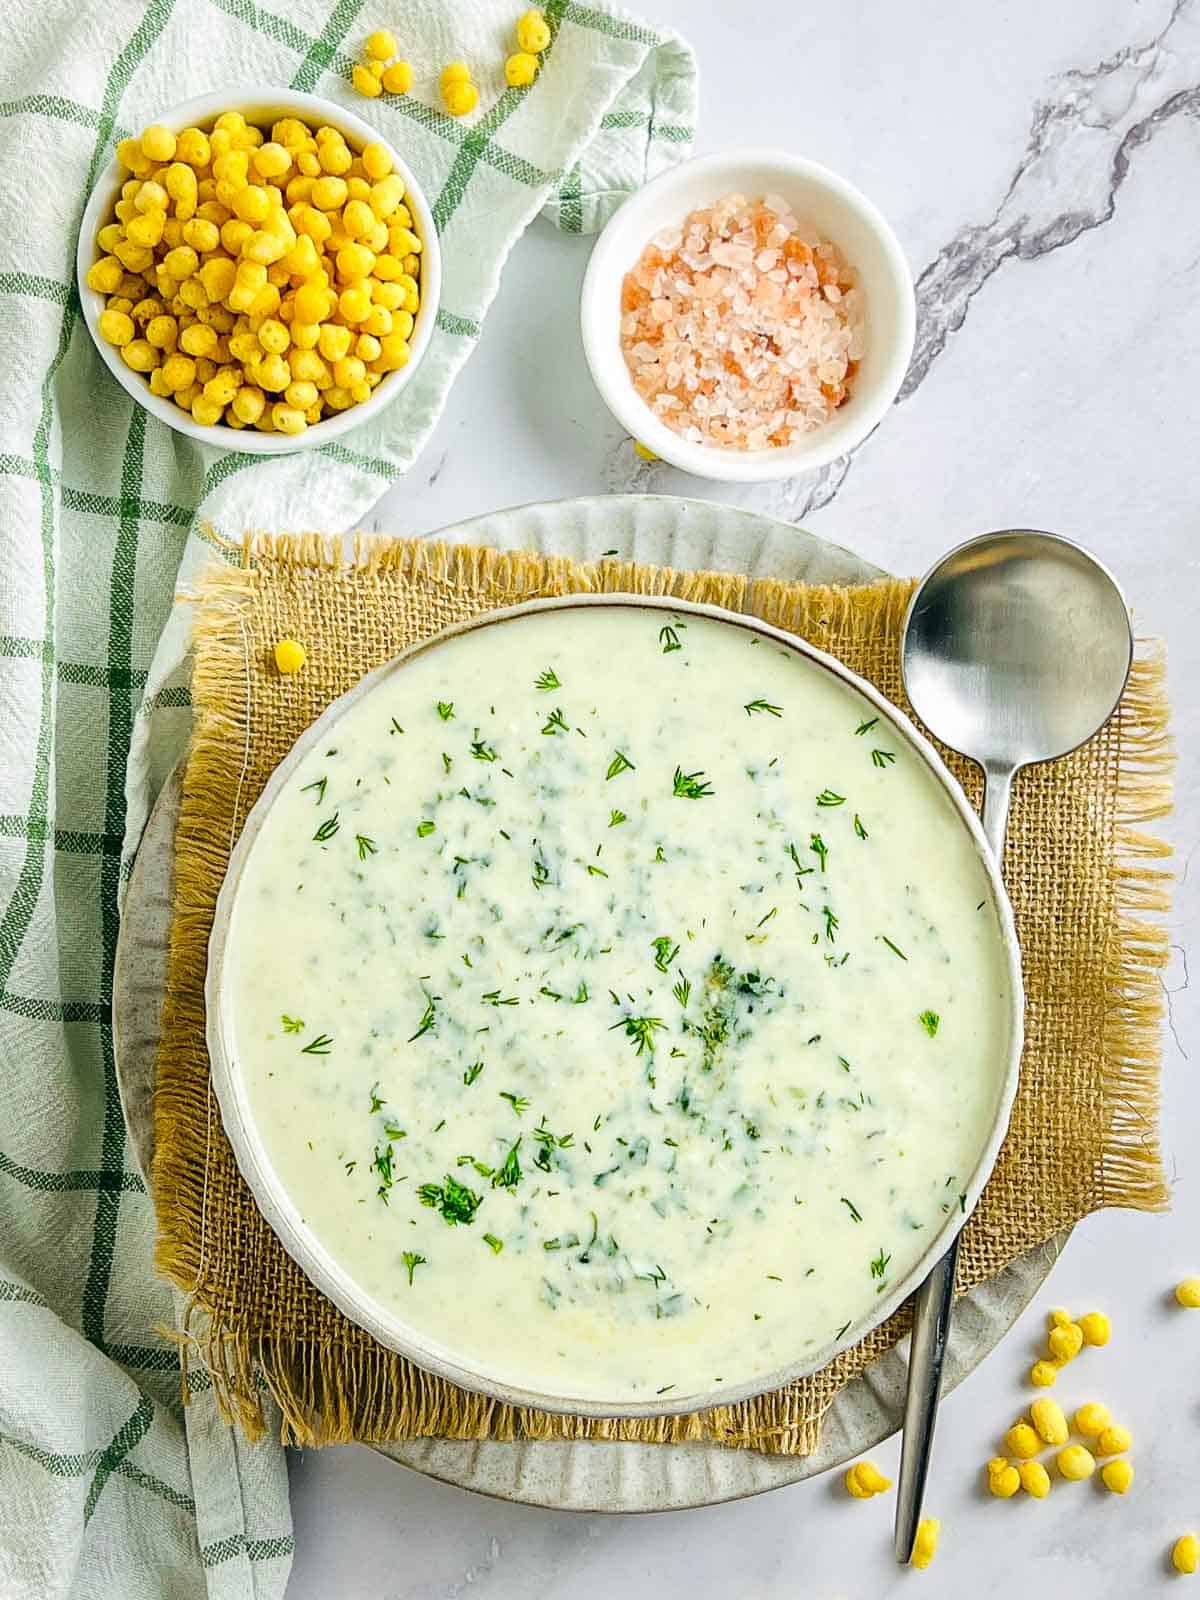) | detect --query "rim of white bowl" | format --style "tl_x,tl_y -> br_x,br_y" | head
75,86 -> 441,456
206,593 -> 1024,1420
580,148 -> 916,482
